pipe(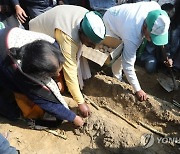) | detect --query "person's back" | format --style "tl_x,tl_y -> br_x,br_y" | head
29,5 -> 88,43
103,1 -> 161,46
